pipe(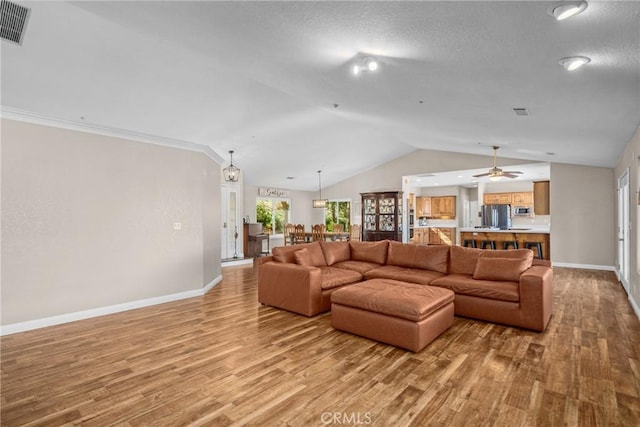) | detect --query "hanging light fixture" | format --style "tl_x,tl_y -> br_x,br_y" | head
223,150 -> 240,182
312,170 -> 328,208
